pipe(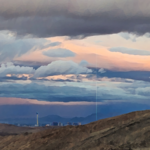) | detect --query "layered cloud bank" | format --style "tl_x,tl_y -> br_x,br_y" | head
0,0 -> 150,37
0,61 -> 92,78
0,77 -> 149,103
